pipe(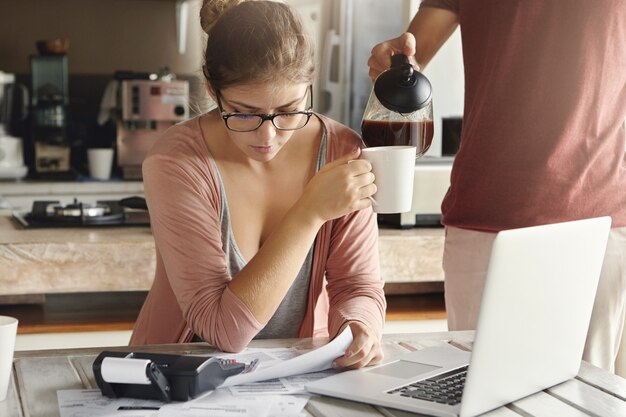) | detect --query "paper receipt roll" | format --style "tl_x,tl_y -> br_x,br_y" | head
100,357 -> 152,385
